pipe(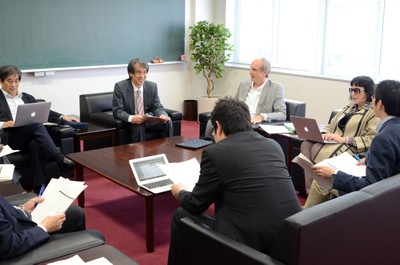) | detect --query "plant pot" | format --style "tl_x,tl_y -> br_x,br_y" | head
197,96 -> 221,120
